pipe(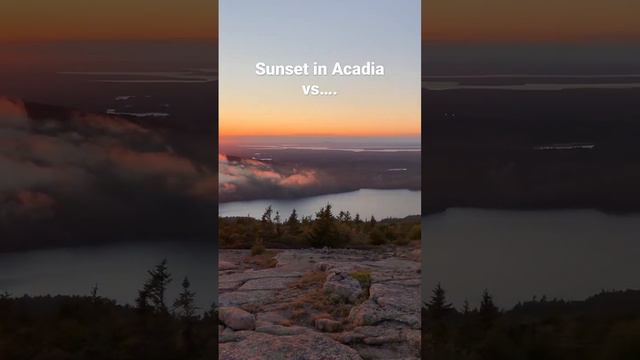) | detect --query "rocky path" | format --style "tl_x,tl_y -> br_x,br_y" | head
218,246 -> 421,359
